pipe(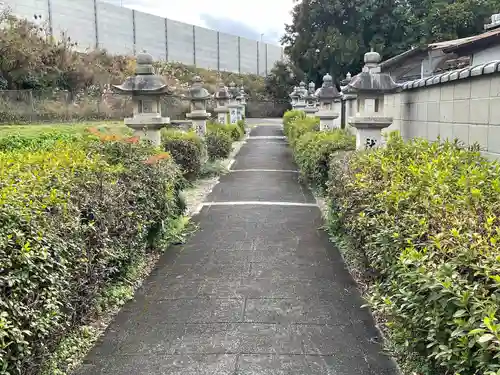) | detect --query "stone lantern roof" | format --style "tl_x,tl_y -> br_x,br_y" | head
297,81 -> 309,98
187,76 -> 211,100
305,81 -> 316,100
346,50 -> 400,94
289,86 -> 299,100
315,73 -> 341,100
214,82 -> 230,100
228,82 -> 240,99
113,51 -> 172,95
239,86 -> 247,99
